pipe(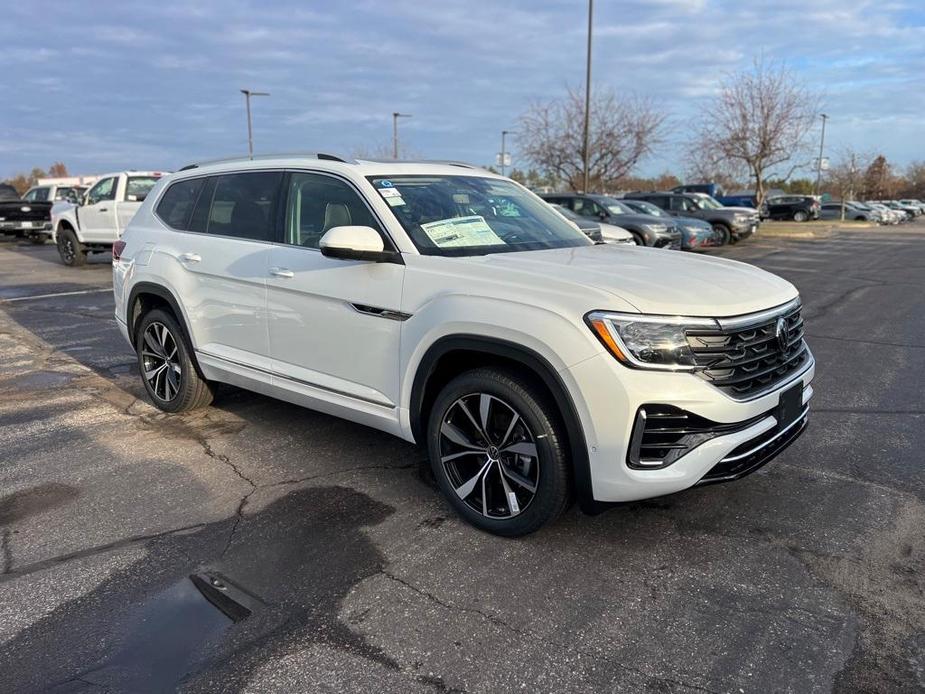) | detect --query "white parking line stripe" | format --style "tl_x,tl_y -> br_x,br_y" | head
2,287 -> 112,302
